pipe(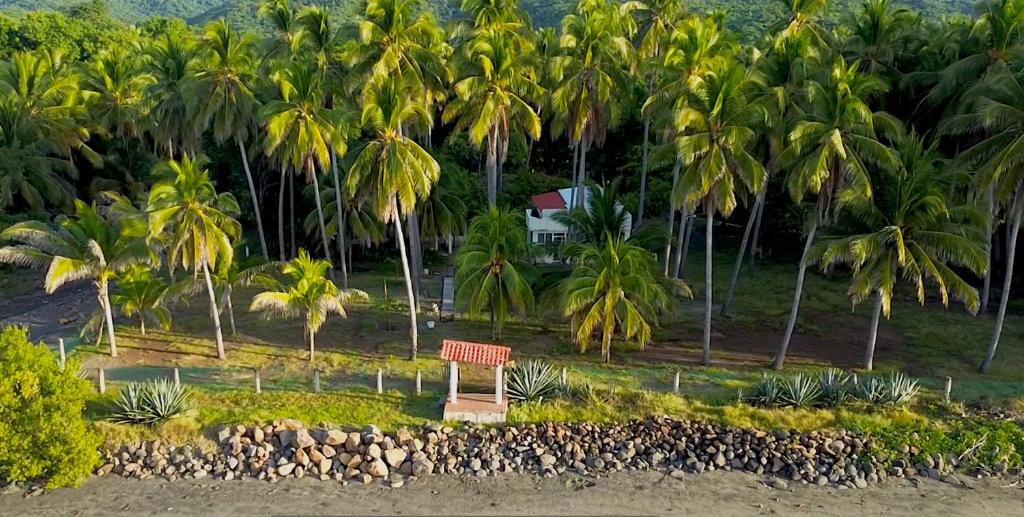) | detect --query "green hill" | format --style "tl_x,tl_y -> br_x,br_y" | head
0,0 -> 979,35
